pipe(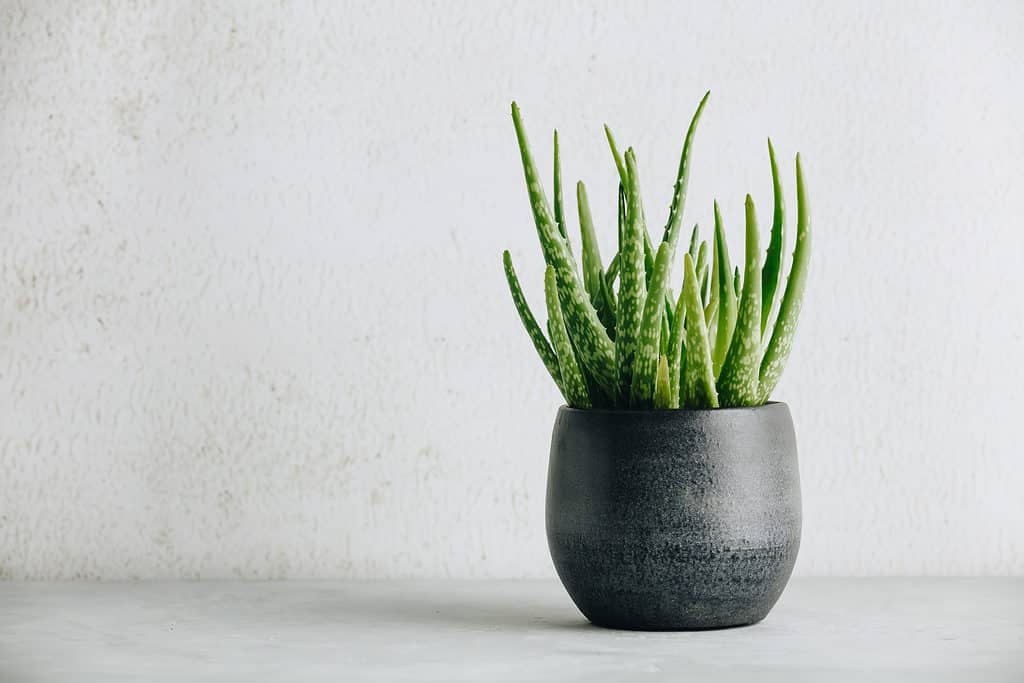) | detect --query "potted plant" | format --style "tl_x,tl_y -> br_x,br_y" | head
502,92 -> 810,630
